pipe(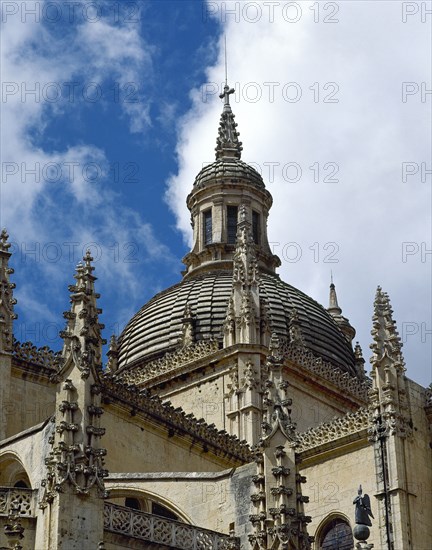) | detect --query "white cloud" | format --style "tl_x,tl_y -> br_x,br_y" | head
0,0 -> 173,294
166,0 -> 432,385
